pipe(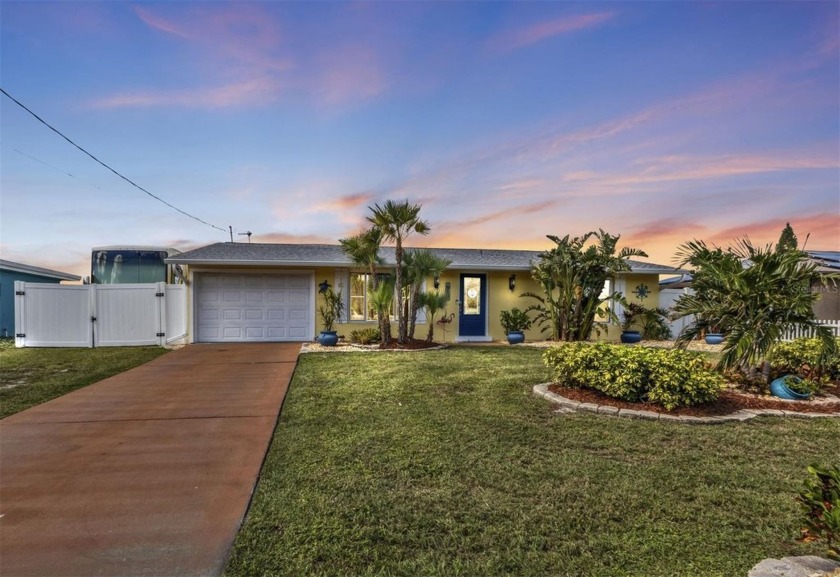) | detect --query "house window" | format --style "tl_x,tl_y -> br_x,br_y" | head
349,274 -> 393,321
